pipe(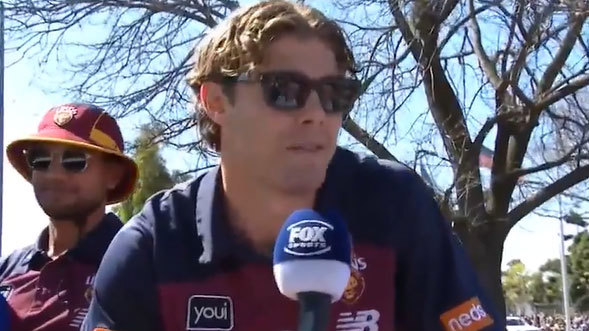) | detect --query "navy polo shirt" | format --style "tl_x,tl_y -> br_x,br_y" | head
0,213 -> 122,331
82,148 -> 505,331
